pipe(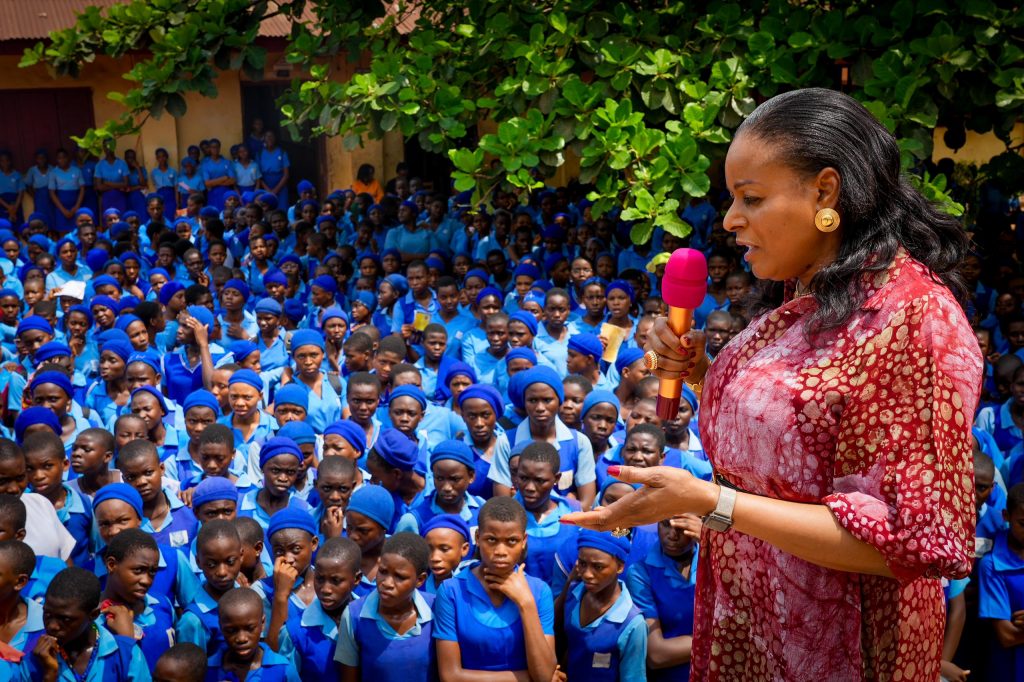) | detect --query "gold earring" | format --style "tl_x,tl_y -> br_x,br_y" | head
814,208 -> 840,233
